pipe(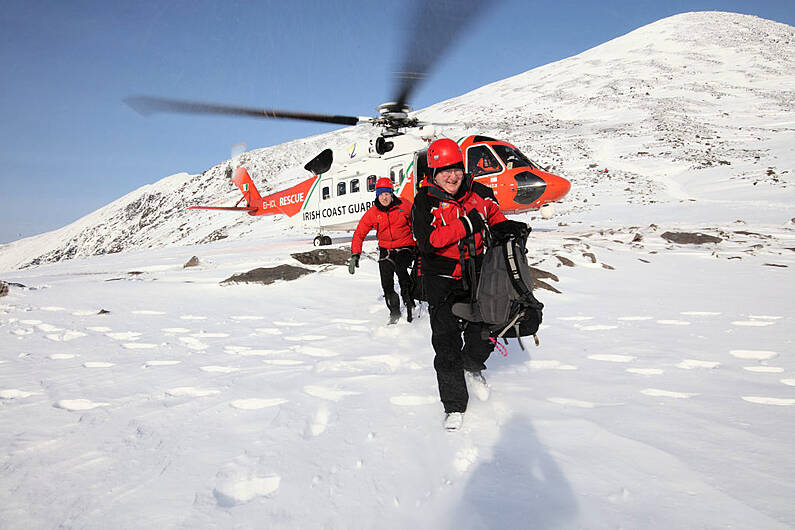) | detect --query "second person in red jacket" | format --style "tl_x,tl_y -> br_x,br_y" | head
349,178 -> 417,323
